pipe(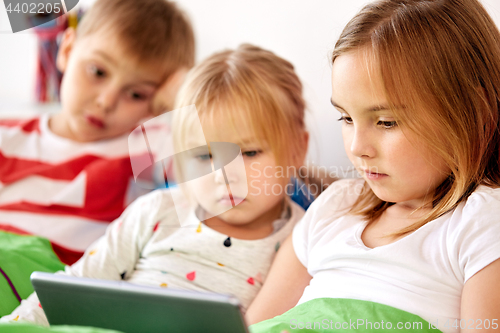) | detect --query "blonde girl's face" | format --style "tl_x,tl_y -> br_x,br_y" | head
331,51 -> 450,210
183,111 -> 287,229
